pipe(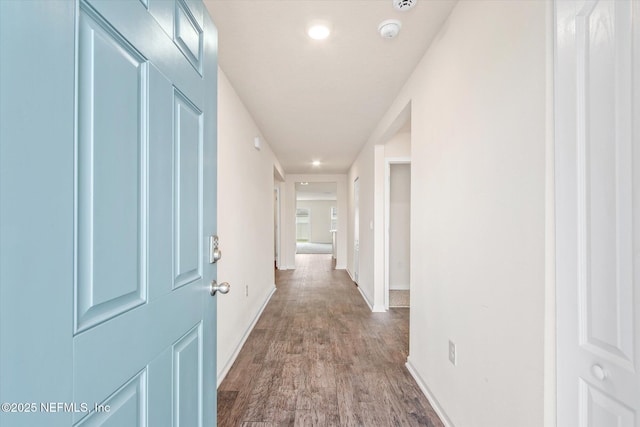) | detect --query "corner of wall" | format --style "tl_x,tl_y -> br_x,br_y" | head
356,285 -> 374,312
